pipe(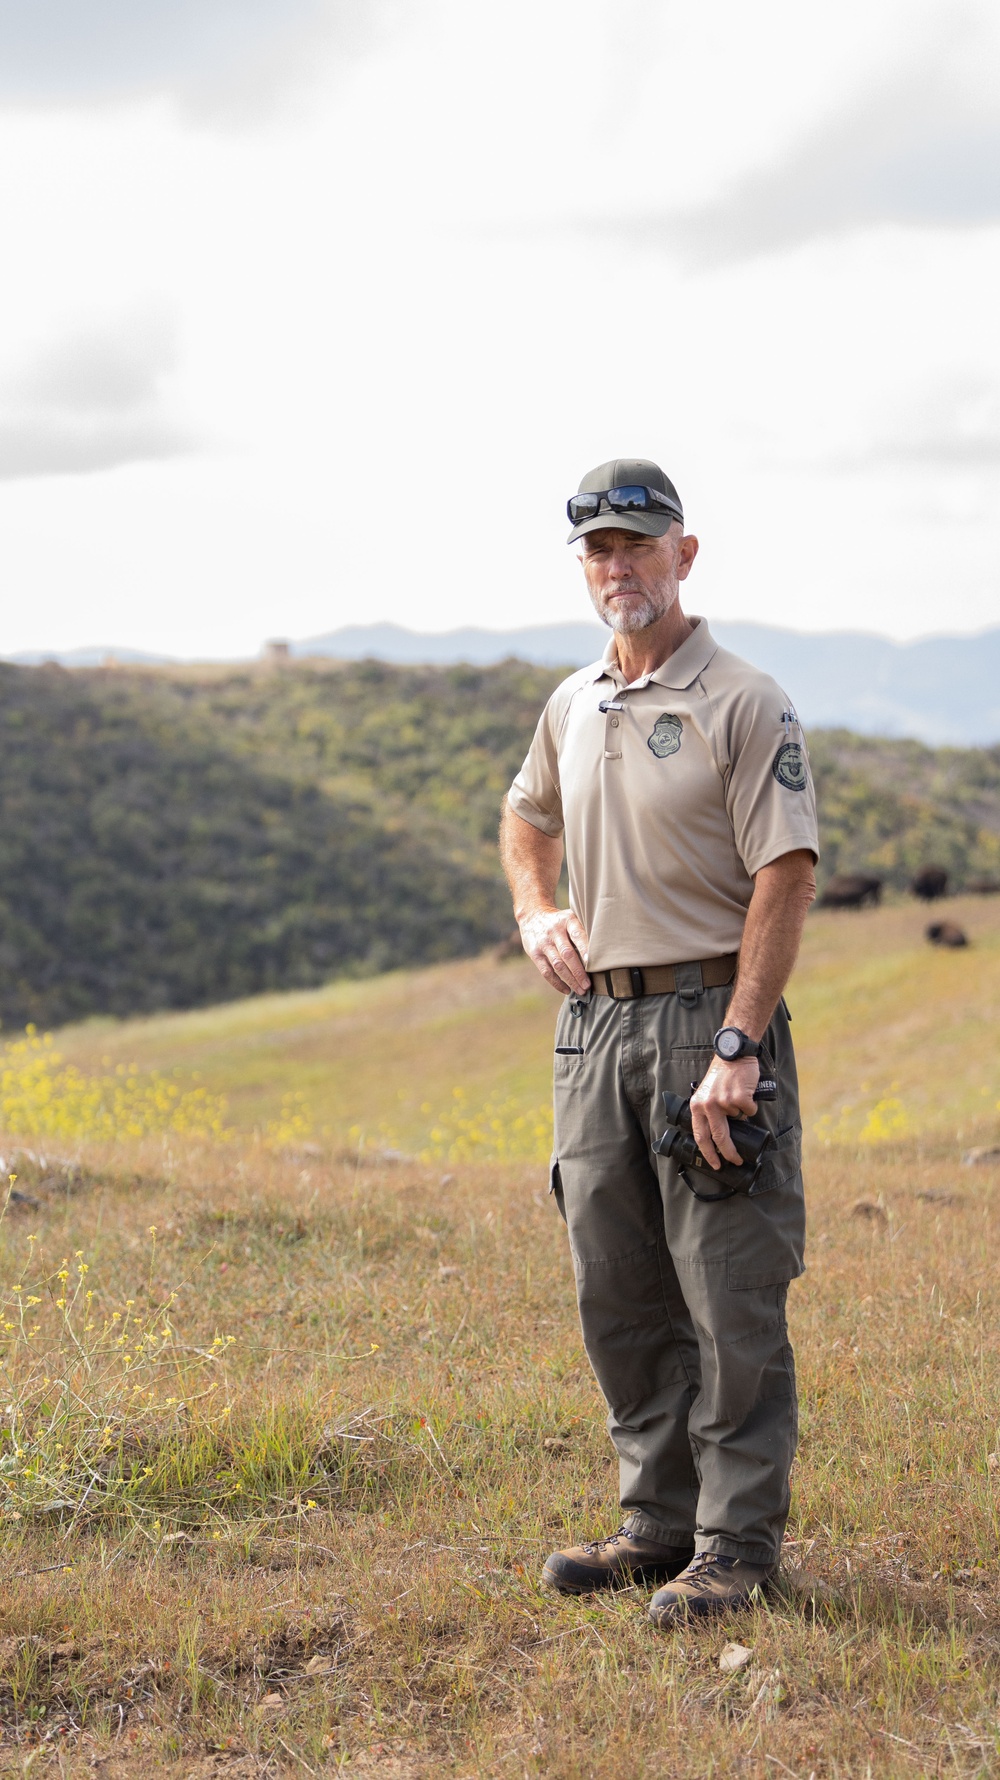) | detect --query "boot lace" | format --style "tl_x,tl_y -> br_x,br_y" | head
582,1525 -> 633,1555
676,1553 -> 737,1593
